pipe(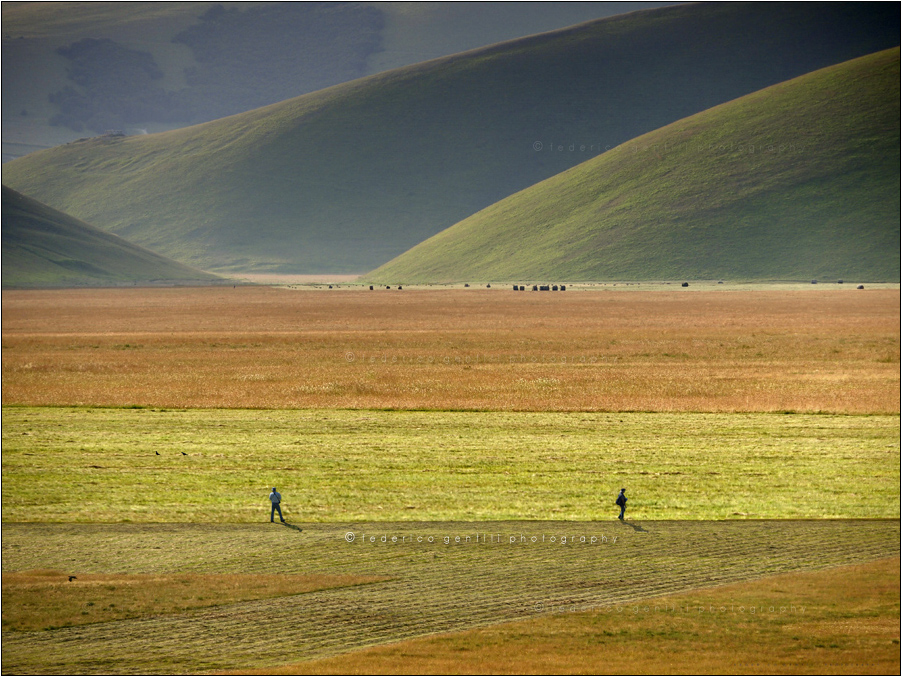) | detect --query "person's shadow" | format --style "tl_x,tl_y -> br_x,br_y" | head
621,520 -> 647,532
280,521 -> 303,533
